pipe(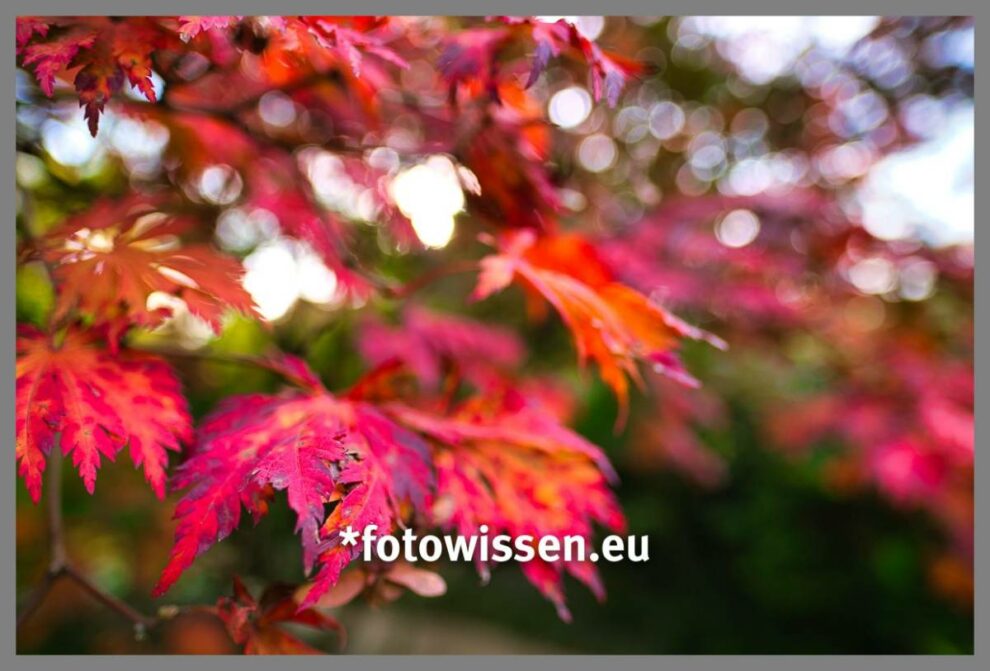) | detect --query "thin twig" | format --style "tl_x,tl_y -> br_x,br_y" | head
16,446 -> 163,638
130,345 -> 271,368
15,567 -> 65,631
381,260 -> 479,300
16,451 -> 69,631
46,450 -> 67,572
63,566 -> 157,630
